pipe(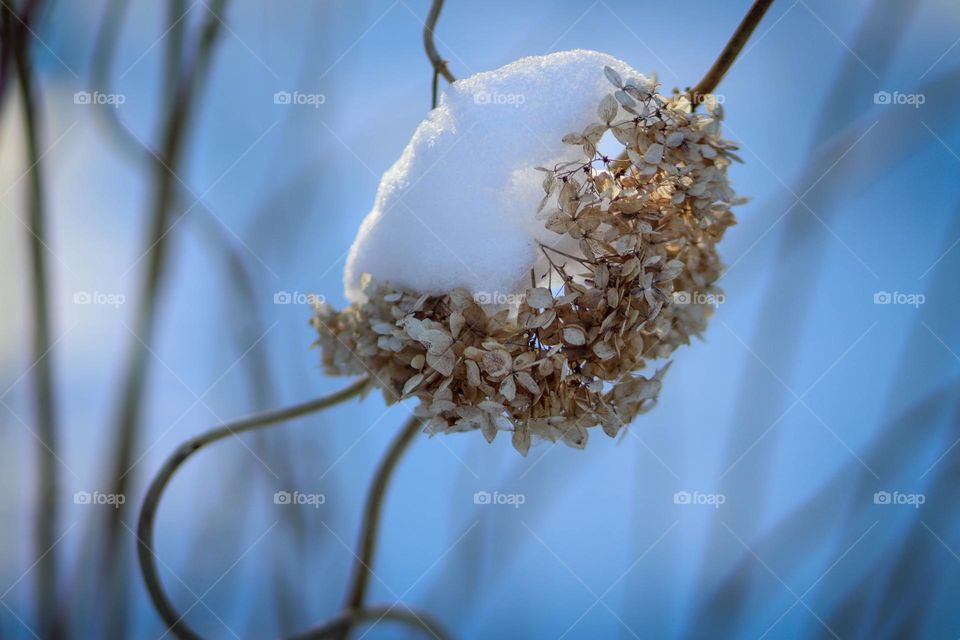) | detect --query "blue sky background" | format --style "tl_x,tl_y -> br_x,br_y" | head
1,0 -> 960,638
